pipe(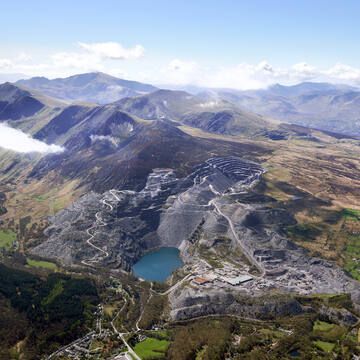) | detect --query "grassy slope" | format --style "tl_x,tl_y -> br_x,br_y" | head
313,320 -> 335,332
342,209 -> 360,280
314,340 -> 335,352
0,229 -> 16,249
26,258 -> 57,271
134,337 -> 169,359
